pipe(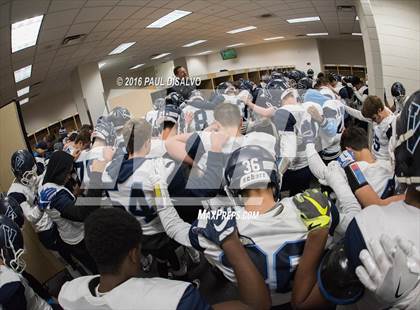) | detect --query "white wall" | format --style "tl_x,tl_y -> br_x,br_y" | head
369,0 -> 420,98
186,39 -> 322,76
318,38 -> 366,66
21,90 -> 77,134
